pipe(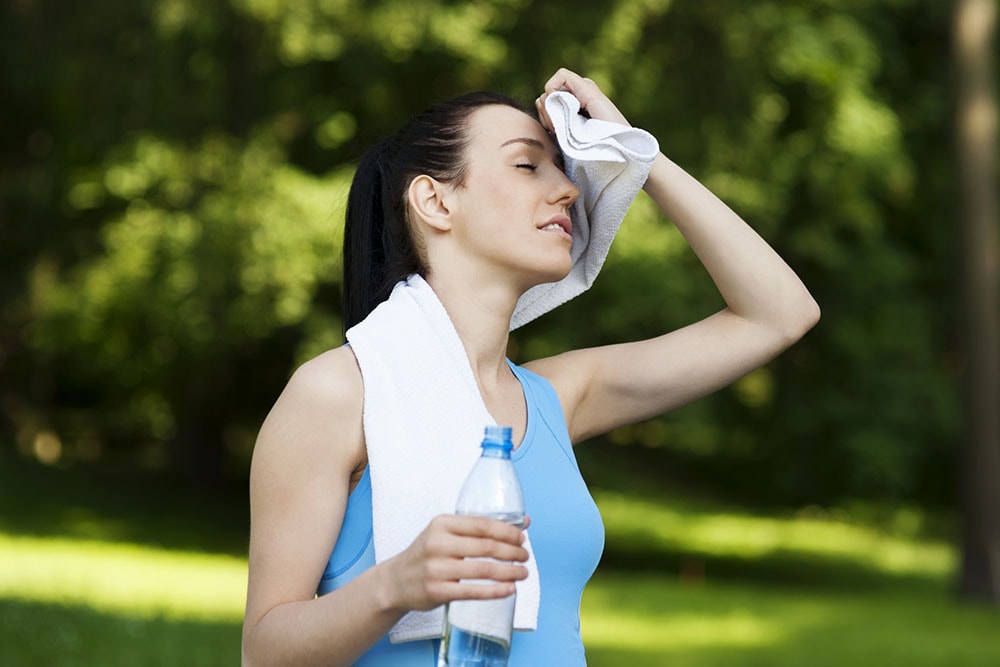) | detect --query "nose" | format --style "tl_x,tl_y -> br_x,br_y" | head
549,171 -> 579,210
